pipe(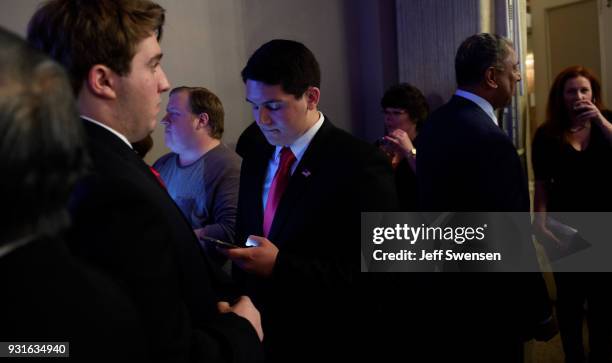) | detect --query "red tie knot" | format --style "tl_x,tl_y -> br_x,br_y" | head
279,146 -> 296,168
